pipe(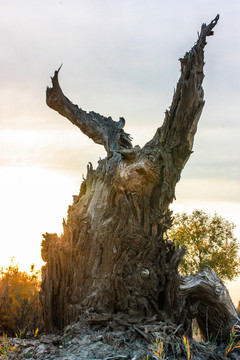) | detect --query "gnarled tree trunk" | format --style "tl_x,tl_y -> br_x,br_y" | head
180,268 -> 240,344
40,16 -> 239,342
